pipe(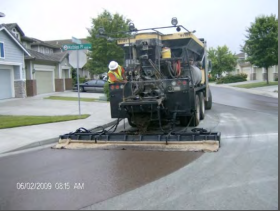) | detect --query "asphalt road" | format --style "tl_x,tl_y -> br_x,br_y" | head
210,86 -> 278,115
0,87 -> 278,210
